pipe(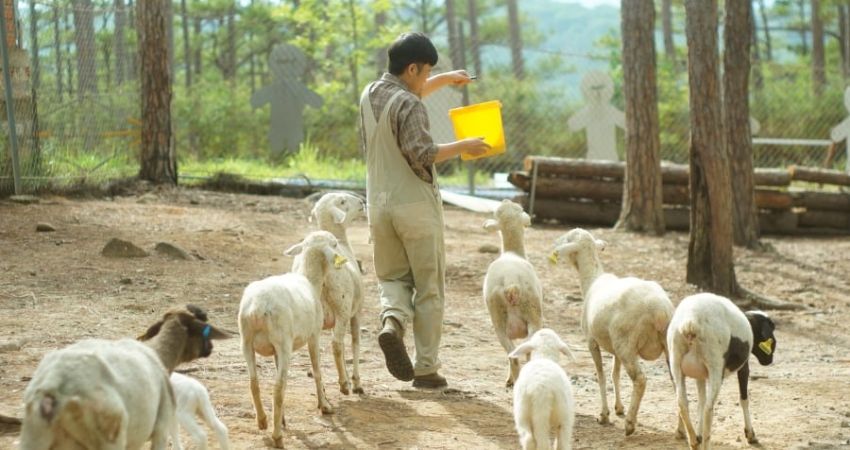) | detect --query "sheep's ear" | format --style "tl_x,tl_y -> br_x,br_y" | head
284,242 -> 304,256
521,212 -> 531,227
330,206 -> 347,224
508,341 -> 535,360
92,401 -> 123,443
309,205 -> 318,223
558,341 -> 576,362
483,219 -> 500,232
205,324 -> 232,340
594,239 -> 607,251
138,320 -> 164,341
